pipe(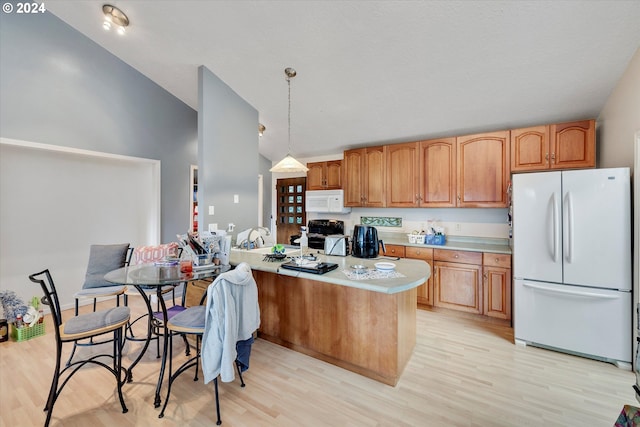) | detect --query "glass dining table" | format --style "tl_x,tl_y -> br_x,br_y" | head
104,262 -> 229,408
